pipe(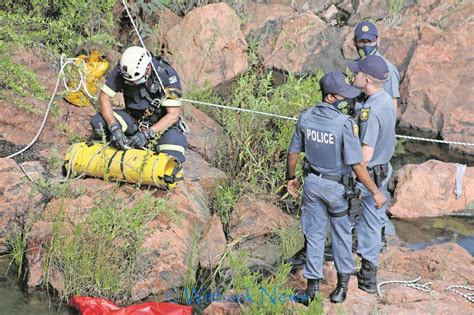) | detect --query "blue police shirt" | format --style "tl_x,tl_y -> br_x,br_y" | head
289,102 -> 363,175
376,52 -> 400,99
358,89 -> 396,167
